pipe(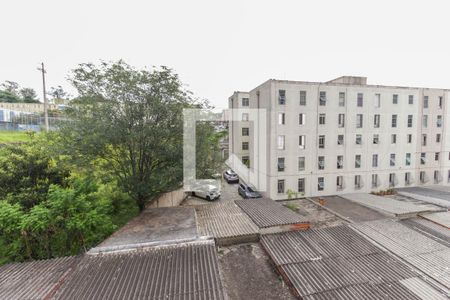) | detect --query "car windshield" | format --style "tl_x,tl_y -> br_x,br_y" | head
247,187 -> 255,192
227,170 -> 236,175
